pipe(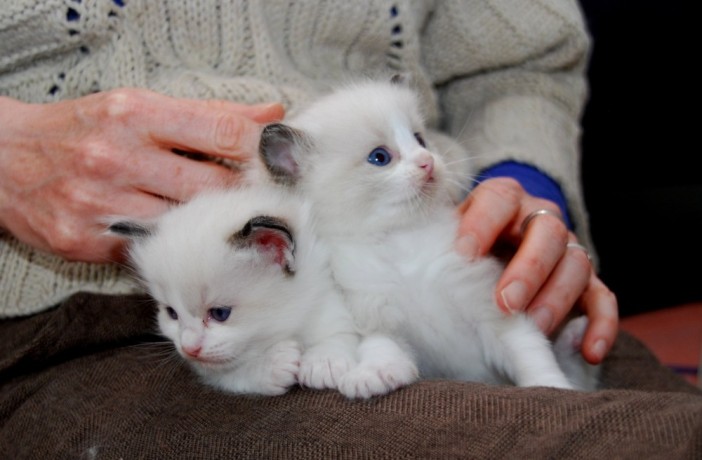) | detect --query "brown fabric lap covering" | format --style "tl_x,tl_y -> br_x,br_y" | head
1,293 -> 701,459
